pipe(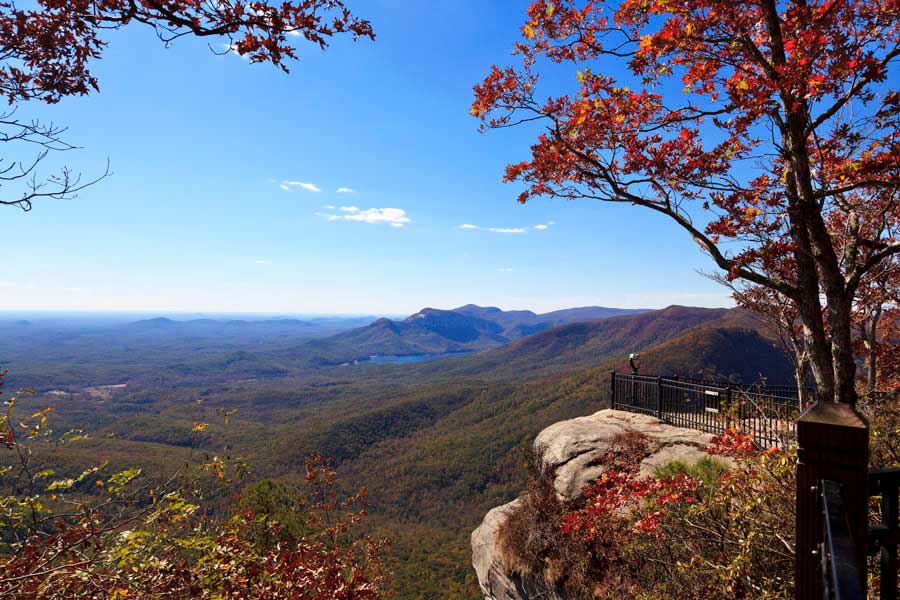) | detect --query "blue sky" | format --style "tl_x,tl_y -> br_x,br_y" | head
1,0 -> 733,315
